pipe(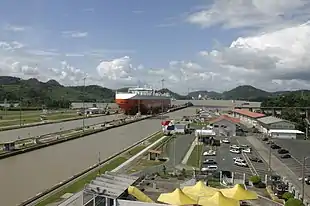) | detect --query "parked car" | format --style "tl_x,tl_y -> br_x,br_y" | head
281,154 -> 291,159
249,156 -> 263,163
233,157 -> 244,162
240,144 -> 250,149
278,149 -> 289,154
230,149 -> 241,154
230,145 -> 240,150
242,148 -> 252,153
271,144 -> 281,149
234,159 -> 248,167
203,159 -> 217,165
305,176 -> 310,185
203,150 -> 216,156
262,137 -> 268,141
222,138 -> 230,144
201,165 -> 218,172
